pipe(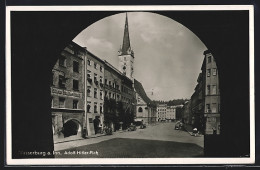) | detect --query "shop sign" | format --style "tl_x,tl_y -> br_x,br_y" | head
51,87 -> 82,98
